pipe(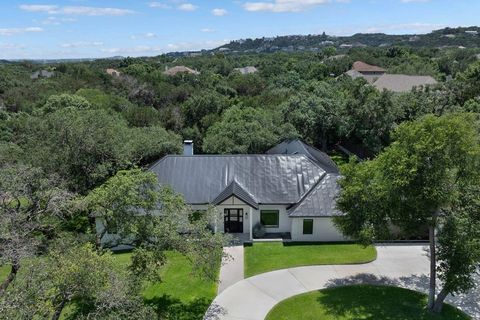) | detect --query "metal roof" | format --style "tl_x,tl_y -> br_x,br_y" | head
212,179 -> 259,209
266,139 -> 339,174
150,154 -> 325,205
288,174 -> 342,217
